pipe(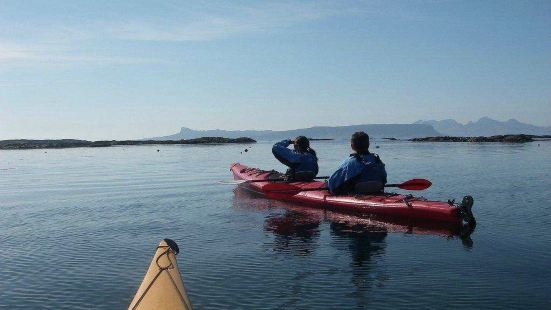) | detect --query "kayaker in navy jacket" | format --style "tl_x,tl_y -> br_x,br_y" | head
328,131 -> 387,194
272,136 -> 319,181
